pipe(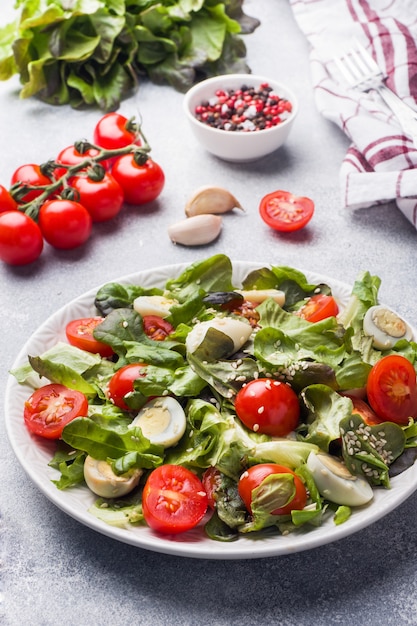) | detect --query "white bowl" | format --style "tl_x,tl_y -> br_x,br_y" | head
183,74 -> 298,162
